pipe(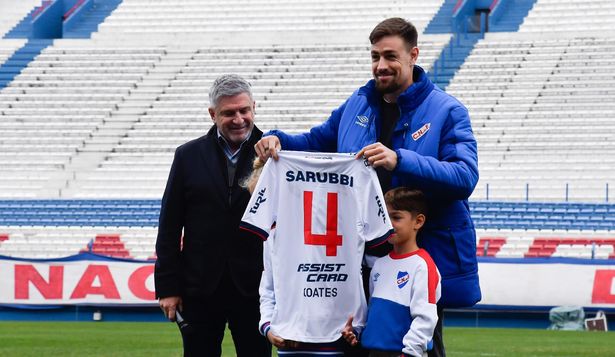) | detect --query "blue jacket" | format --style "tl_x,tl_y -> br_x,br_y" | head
267,66 -> 480,307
